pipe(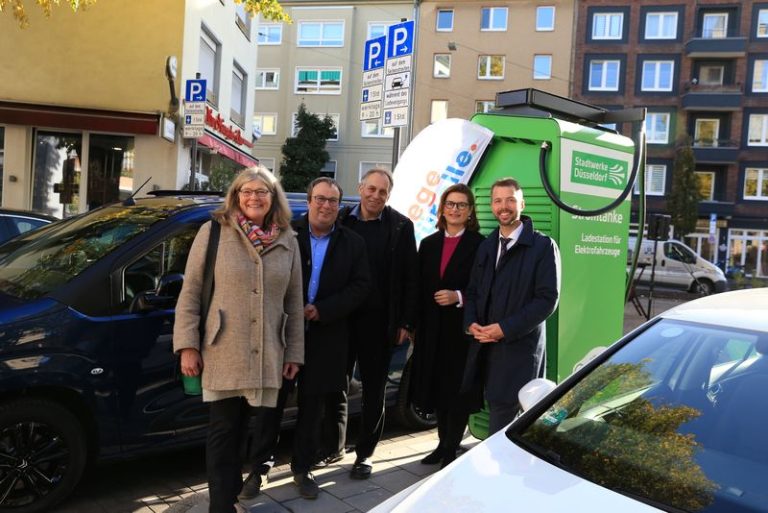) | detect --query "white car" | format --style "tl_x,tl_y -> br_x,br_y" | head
372,288 -> 768,513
